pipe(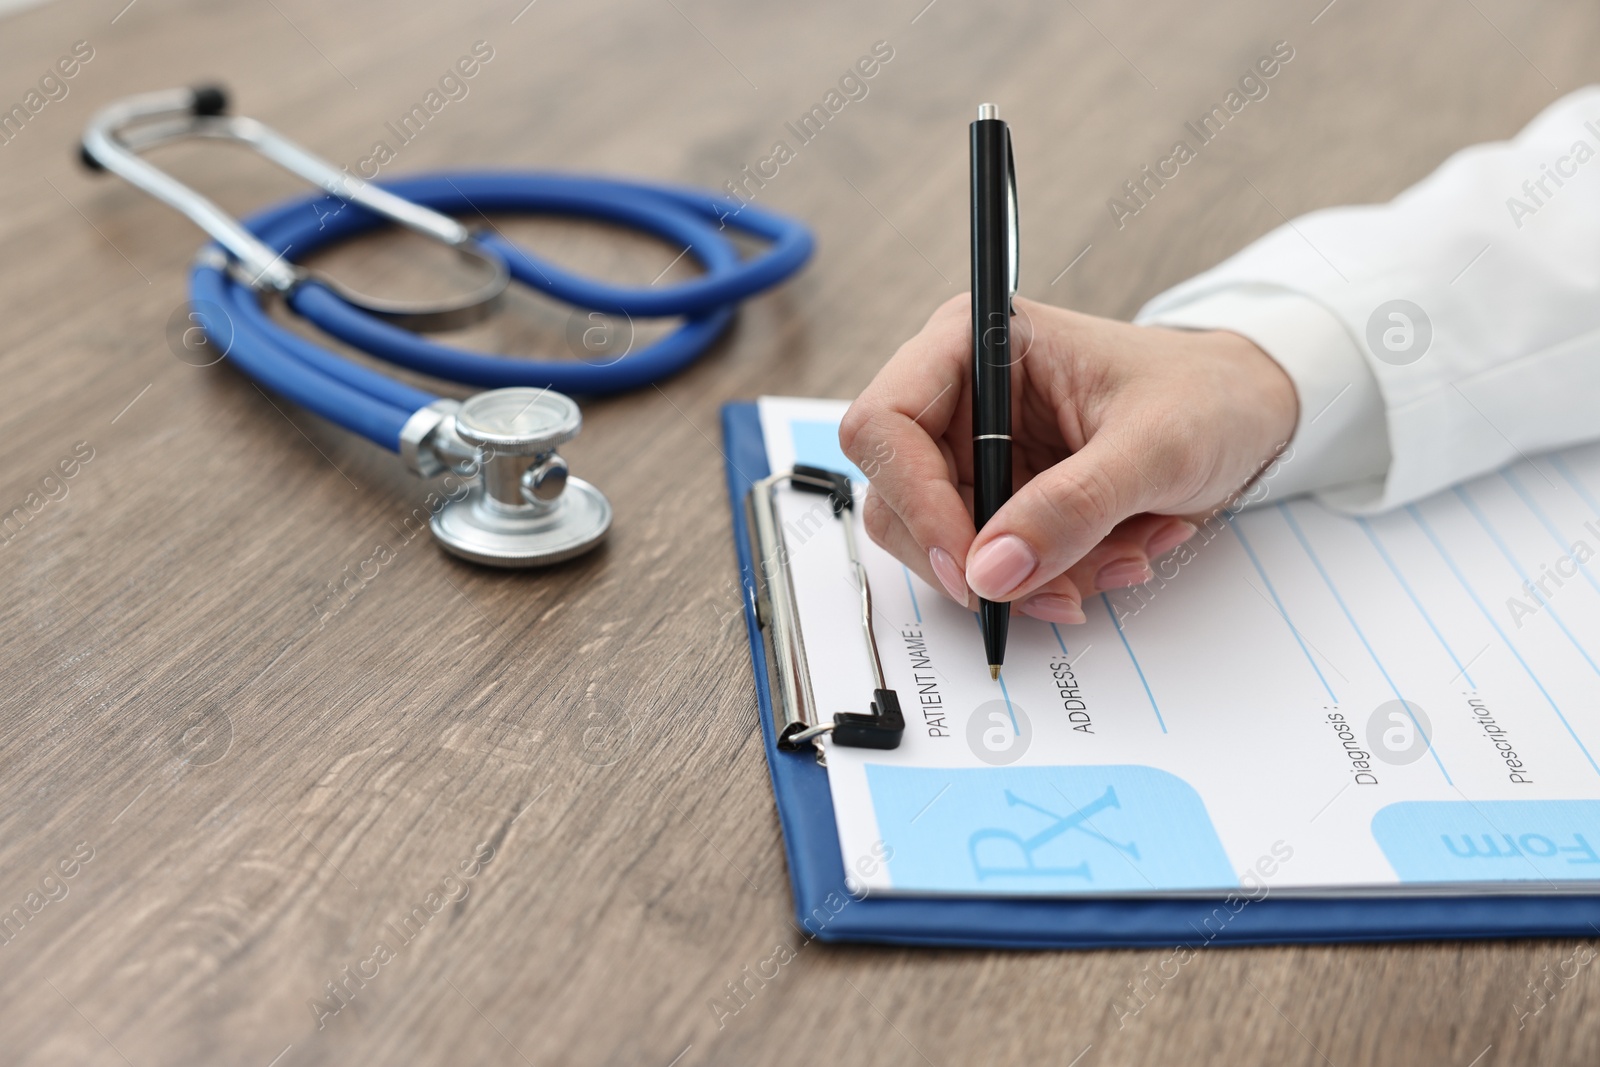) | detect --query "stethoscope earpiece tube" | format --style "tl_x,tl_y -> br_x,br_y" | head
190,171 -> 812,443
